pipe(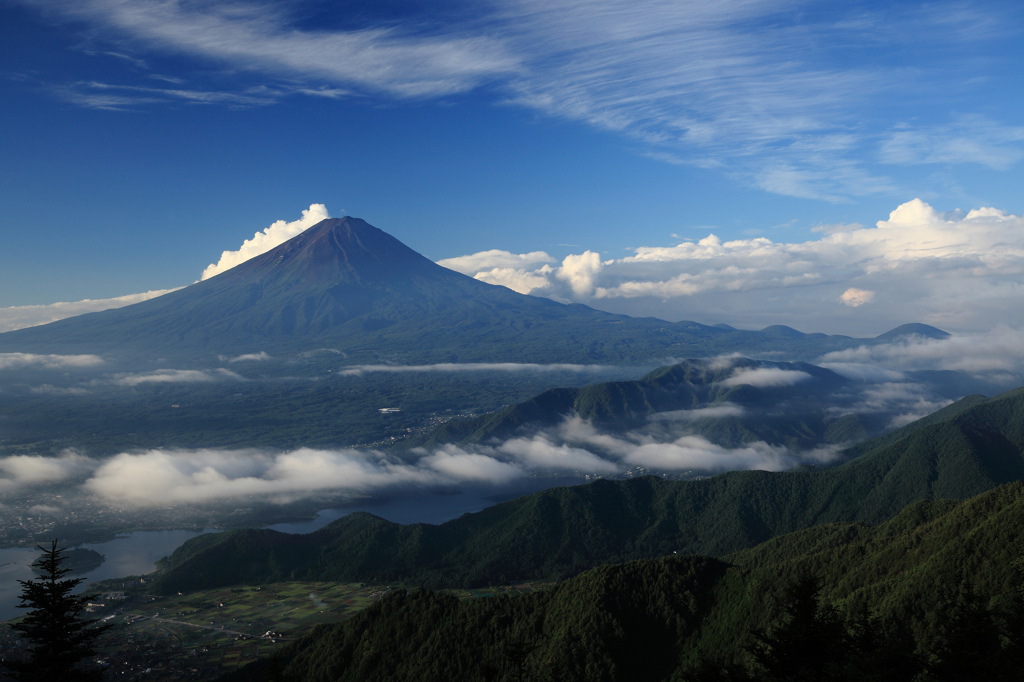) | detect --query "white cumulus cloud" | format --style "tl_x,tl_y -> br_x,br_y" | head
840,288 -> 875,307
201,204 -> 331,280
438,250 -> 554,275
439,199 -> 1024,334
